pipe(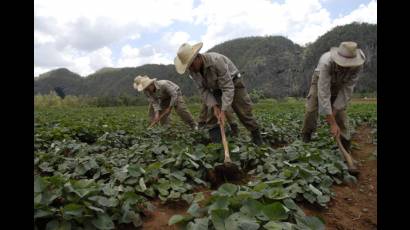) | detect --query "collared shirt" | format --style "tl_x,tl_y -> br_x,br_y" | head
317,51 -> 364,115
188,52 -> 240,111
144,80 -> 180,112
